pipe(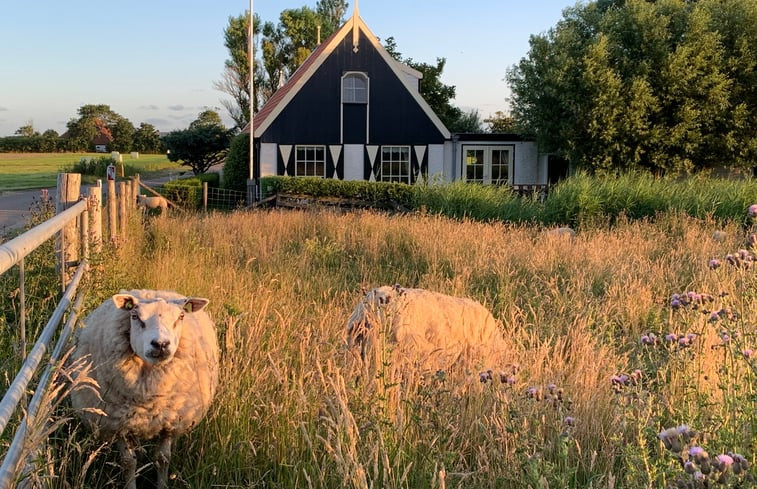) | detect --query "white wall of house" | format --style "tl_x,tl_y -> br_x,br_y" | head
343,144 -> 364,181
450,139 -> 546,186
427,144 -> 445,182
513,141 -> 543,185
260,143 -> 278,177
